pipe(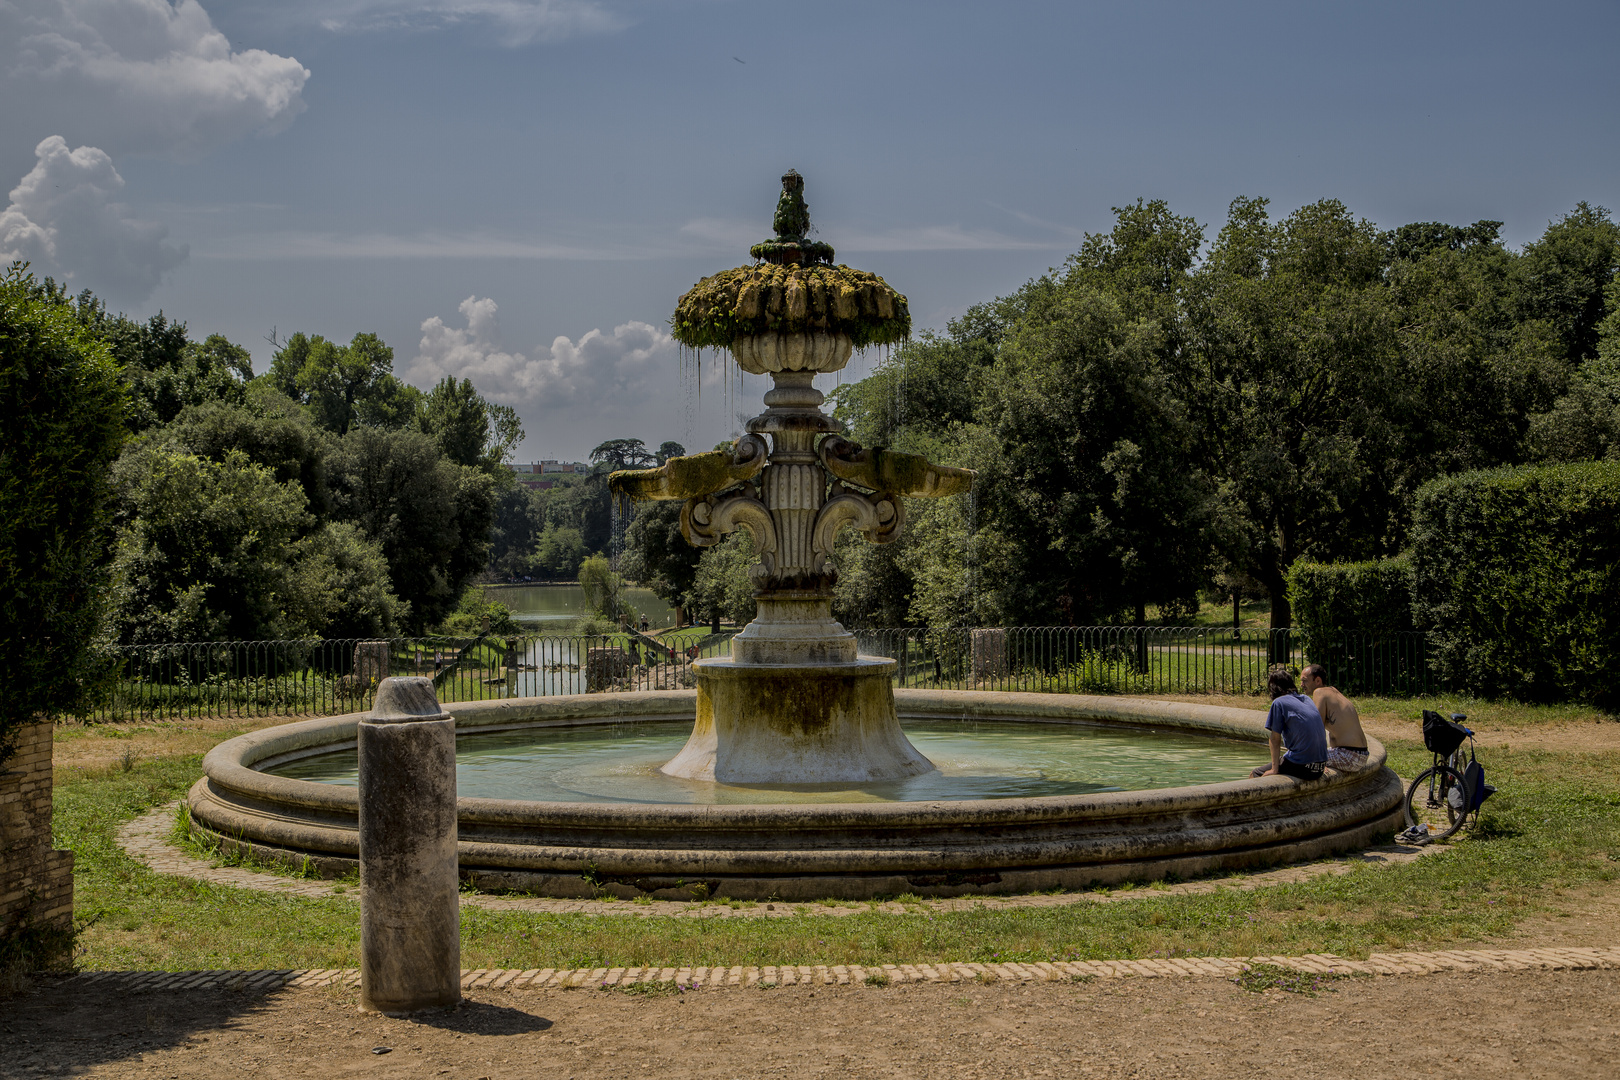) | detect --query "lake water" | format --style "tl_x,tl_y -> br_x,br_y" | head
267,719 -> 1261,805
489,584 -> 678,630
